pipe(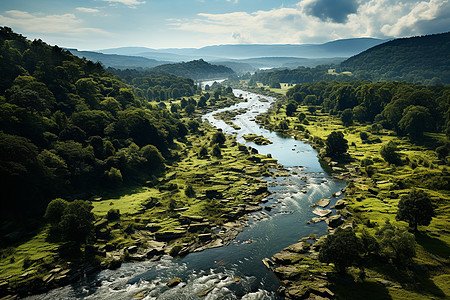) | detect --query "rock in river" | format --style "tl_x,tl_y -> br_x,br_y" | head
312,207 -> 332,217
